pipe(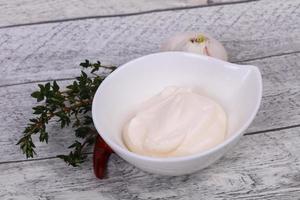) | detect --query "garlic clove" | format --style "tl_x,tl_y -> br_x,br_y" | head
161,33 -> 228,61
205,37 -> 228,61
